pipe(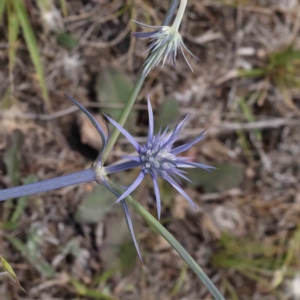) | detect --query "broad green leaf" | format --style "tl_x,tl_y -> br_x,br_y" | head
95,67 -> 137,132
13,0 -> 50,107
57,32 -> 78,49
0,255 -> 26,292
188,162 -> 245,193
154,97 -> 179,131
107,178 -> 225,300
75,185 -> 114,223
